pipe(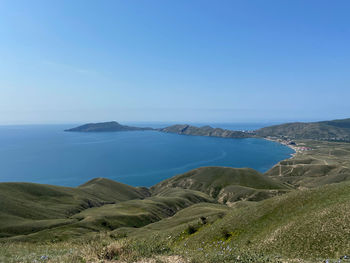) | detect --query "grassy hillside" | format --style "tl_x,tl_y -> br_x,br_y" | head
0,167 -> 290,243
78,177 -> 151,201
174,181 -> 350,260
70,188 -> 212,234
266,140 -> 350,188
0,183 -> 213,242
101,181 -> 350,262
112,202 -> 230,239
321,118 -> 350,129
256,118 -> 350,141
0,178 -> 148,239
2,181 -> 350,262
152,167 -> 289,204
